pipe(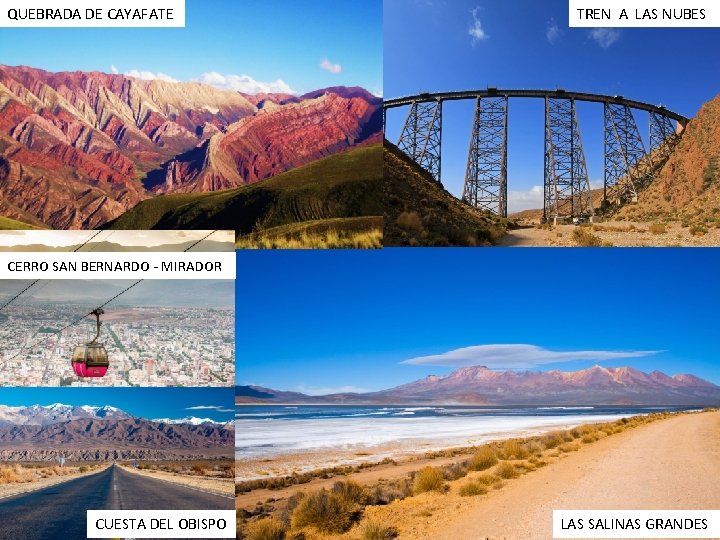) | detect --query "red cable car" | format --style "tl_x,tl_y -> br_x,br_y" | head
71,308 -> 109,377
